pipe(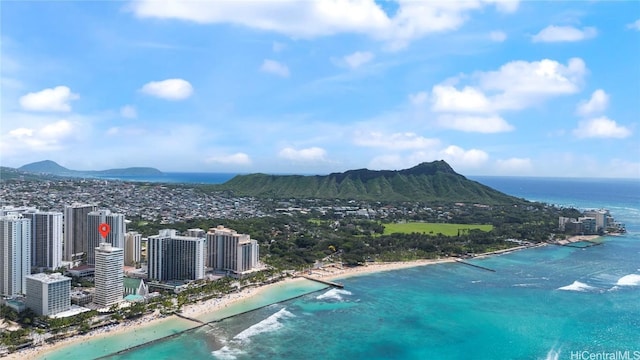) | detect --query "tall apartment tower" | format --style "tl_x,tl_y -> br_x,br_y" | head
63,203 -> 97,262
25,273 -> 71,316
0,215 -> 31,296
147,229 -> 205,282
87,210 -> 125,266
206,226 -> 259,276
124,231 -> 142,266
22,210 -> 63,271
94,243 -> 124,308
